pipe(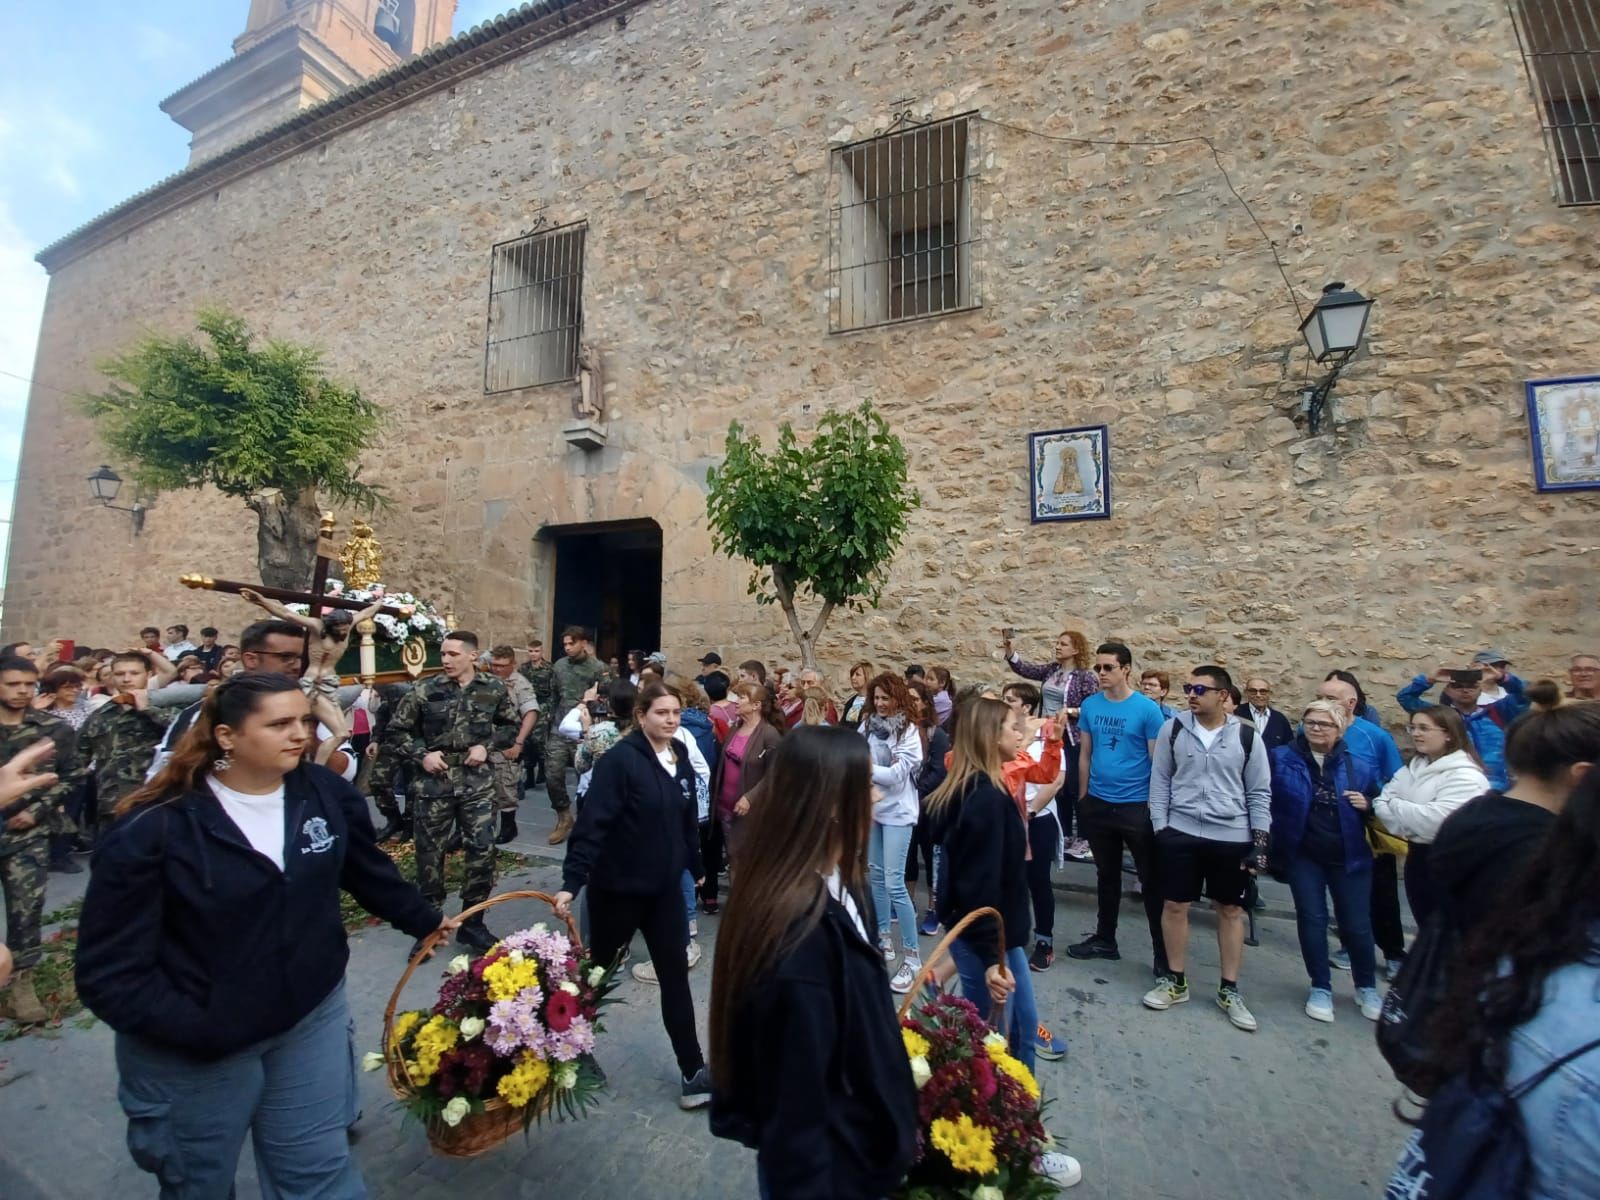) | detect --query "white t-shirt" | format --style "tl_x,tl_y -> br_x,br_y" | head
1023,734 -> 1062,820
1190,721 -> 1223,750
207,774 -> 286,869
656,745 -> 677,773
824,868 -> 870,943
